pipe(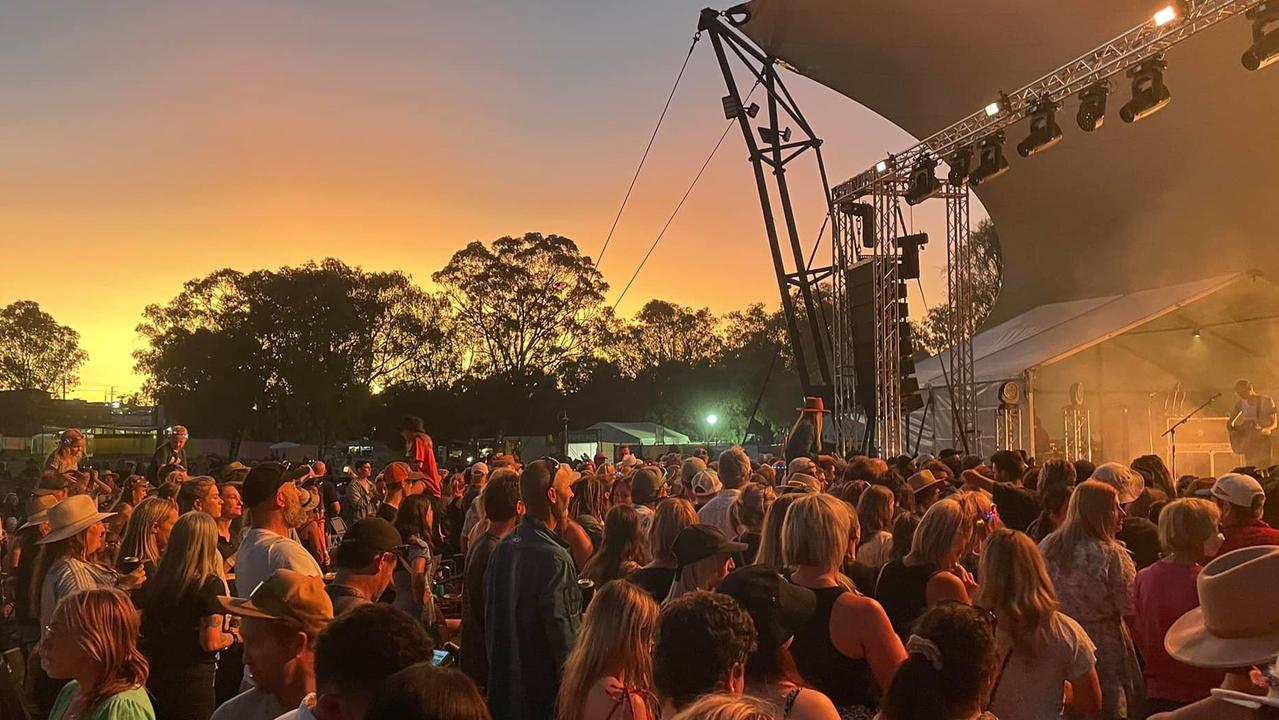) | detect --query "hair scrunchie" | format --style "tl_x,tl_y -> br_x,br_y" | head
905,634 -> 943,671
